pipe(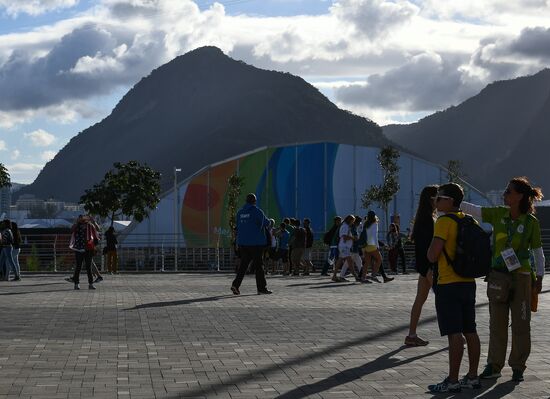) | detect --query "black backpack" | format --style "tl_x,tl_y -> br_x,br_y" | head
323,224 -> 338,246
441,214 -> 492,278
1,228 -> 14,246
